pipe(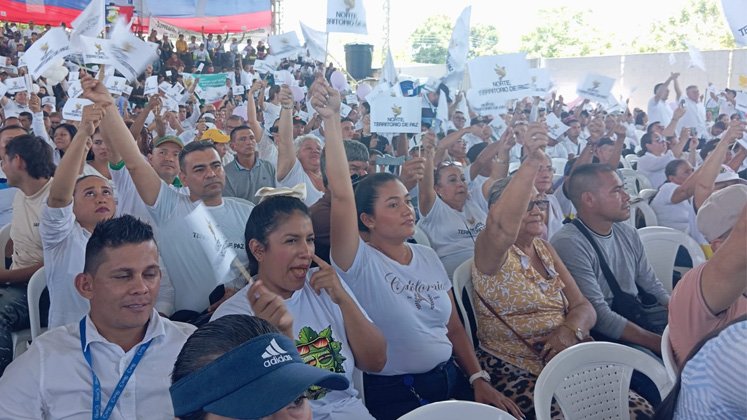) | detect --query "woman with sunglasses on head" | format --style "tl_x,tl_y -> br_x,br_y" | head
417,129 -> 514,277
211,188 -> 386,420
472,124 -> 597,419
275,86 -> 325,206
316,78 -> 523,419
637,129 -> 688,188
